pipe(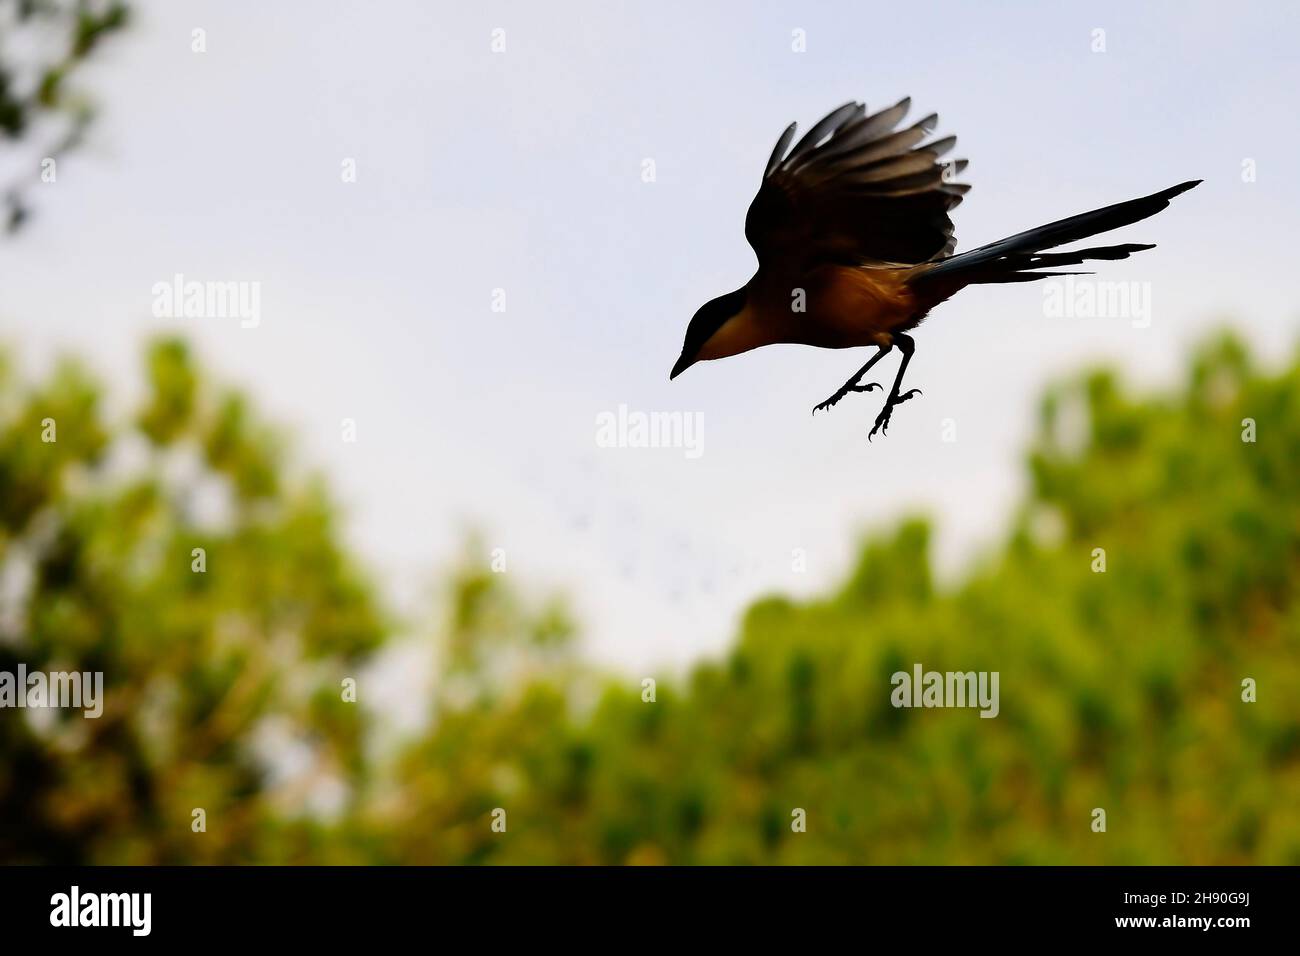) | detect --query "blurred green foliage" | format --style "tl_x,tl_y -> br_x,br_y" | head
0,340 -> 384,863
364,331 -> 1300,865
1,332 -> 1297,864
0,0 -> 130,231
